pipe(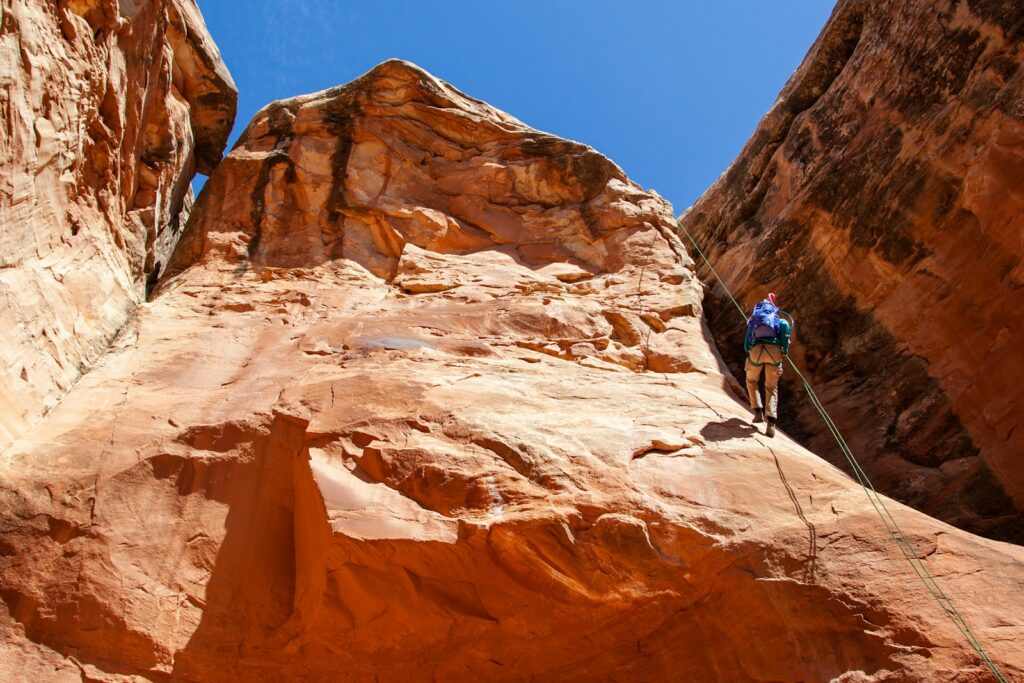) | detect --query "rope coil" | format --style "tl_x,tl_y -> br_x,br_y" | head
677,222 -> 1008,683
